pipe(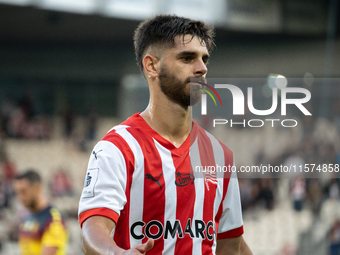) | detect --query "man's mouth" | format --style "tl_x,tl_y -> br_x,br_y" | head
188,77 -> 207,84
188,77 -> 207,89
